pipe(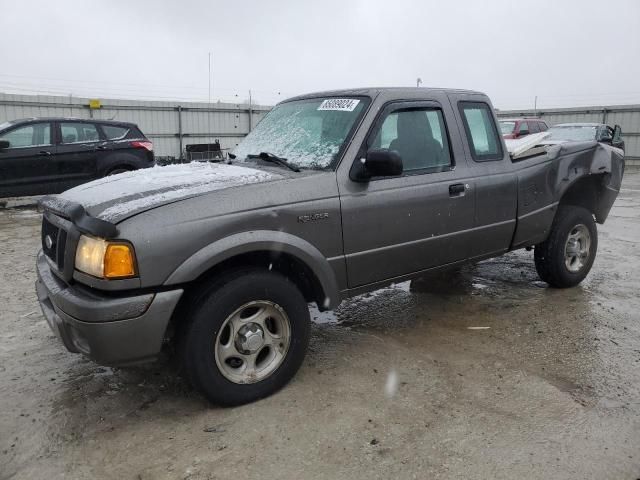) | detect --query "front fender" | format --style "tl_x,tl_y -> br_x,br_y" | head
164,230 -> 341,309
